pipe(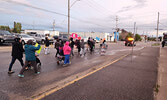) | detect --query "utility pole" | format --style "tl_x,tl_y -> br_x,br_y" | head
136,27 -> 138,35
131,22 -> 136,62
156,12 -> 160,42
115,16 -> 118,42
53,20 -> 55,31
68,0 -> 70,35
